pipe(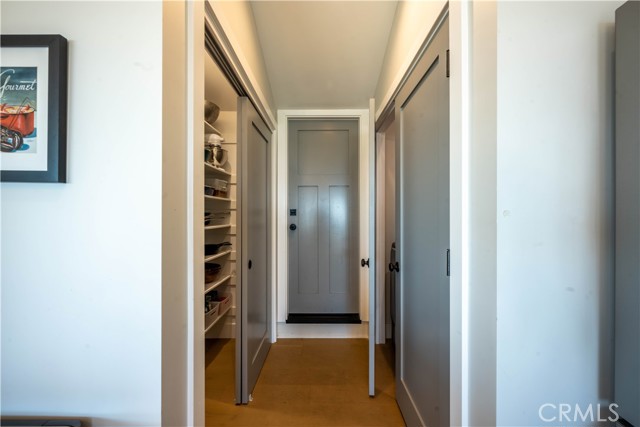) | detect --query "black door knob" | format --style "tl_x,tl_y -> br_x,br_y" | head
289,224 -> 297,231
393,262 -> 400,272
389,263 -> 395,272
361,258 -> 369,268
248,260 -> 252,269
